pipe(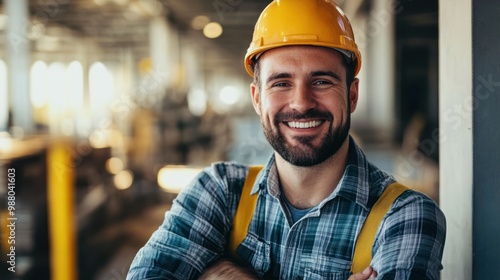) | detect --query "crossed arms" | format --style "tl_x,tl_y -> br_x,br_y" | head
127,164 -> 446,279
